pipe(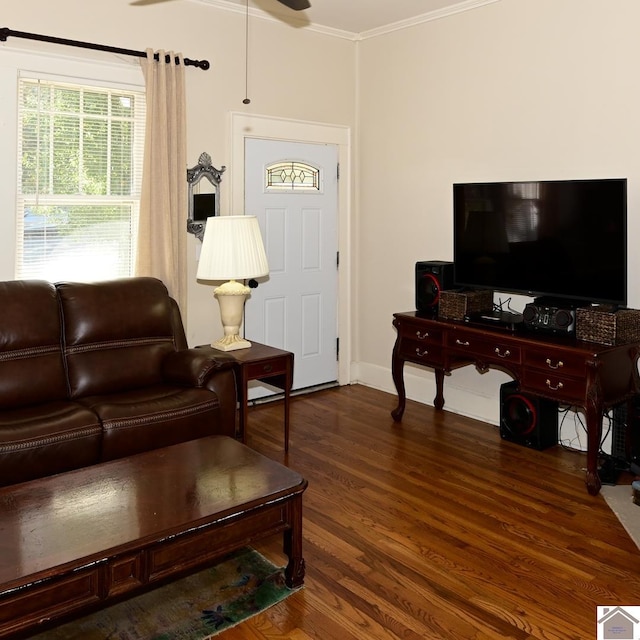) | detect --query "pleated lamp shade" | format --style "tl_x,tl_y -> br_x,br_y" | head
197,215 -> 269,281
